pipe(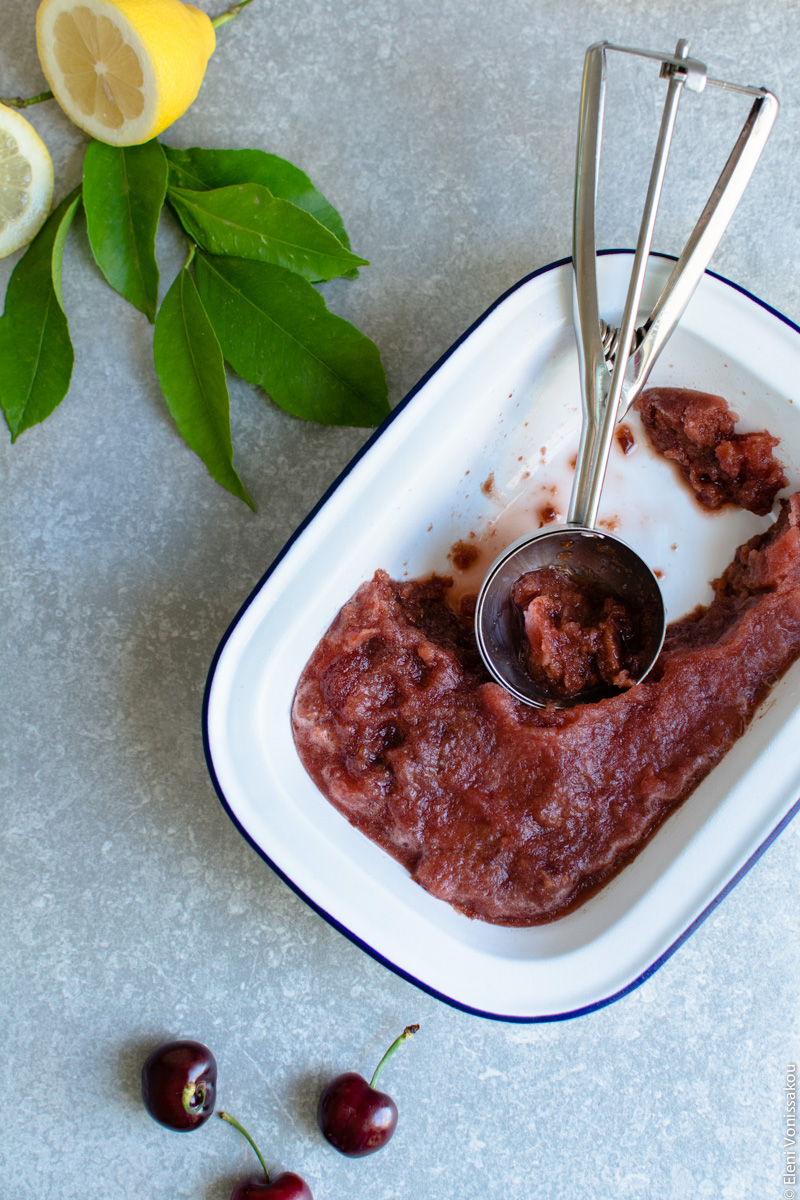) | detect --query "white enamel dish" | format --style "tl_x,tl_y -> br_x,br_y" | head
203,251 -> 800,1022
